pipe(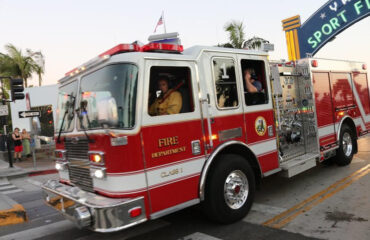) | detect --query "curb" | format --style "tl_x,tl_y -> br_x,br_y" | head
0,168 -> 57,179
28,169 -> 57,177
0,194 -> 28,227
